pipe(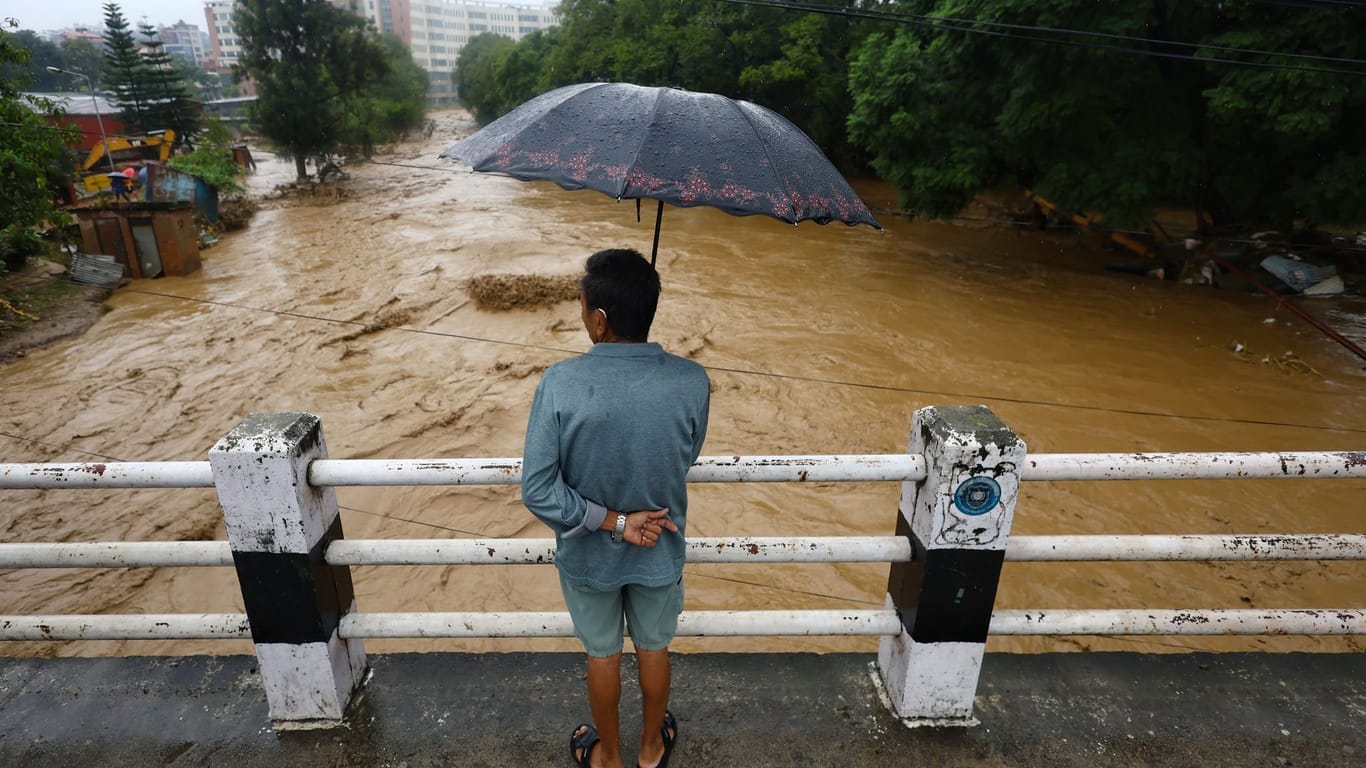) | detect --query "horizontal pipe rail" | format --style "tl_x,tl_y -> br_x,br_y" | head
1006,534 -> 1366,561
1023,451 -> 1366,481
4,609 -> 1362,641
5,451 -> 1363,491
308,454 -> 928,486
325,536 -> 914,565
0,614 -> 250,640
4,534 -> 1364,569
990,609 -> 1366,635
339,610 -> 903,638
308,451 -> 1366,485
4,452 -> 1363,491
0,541 -> 234,568
0,461 -> 213,489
